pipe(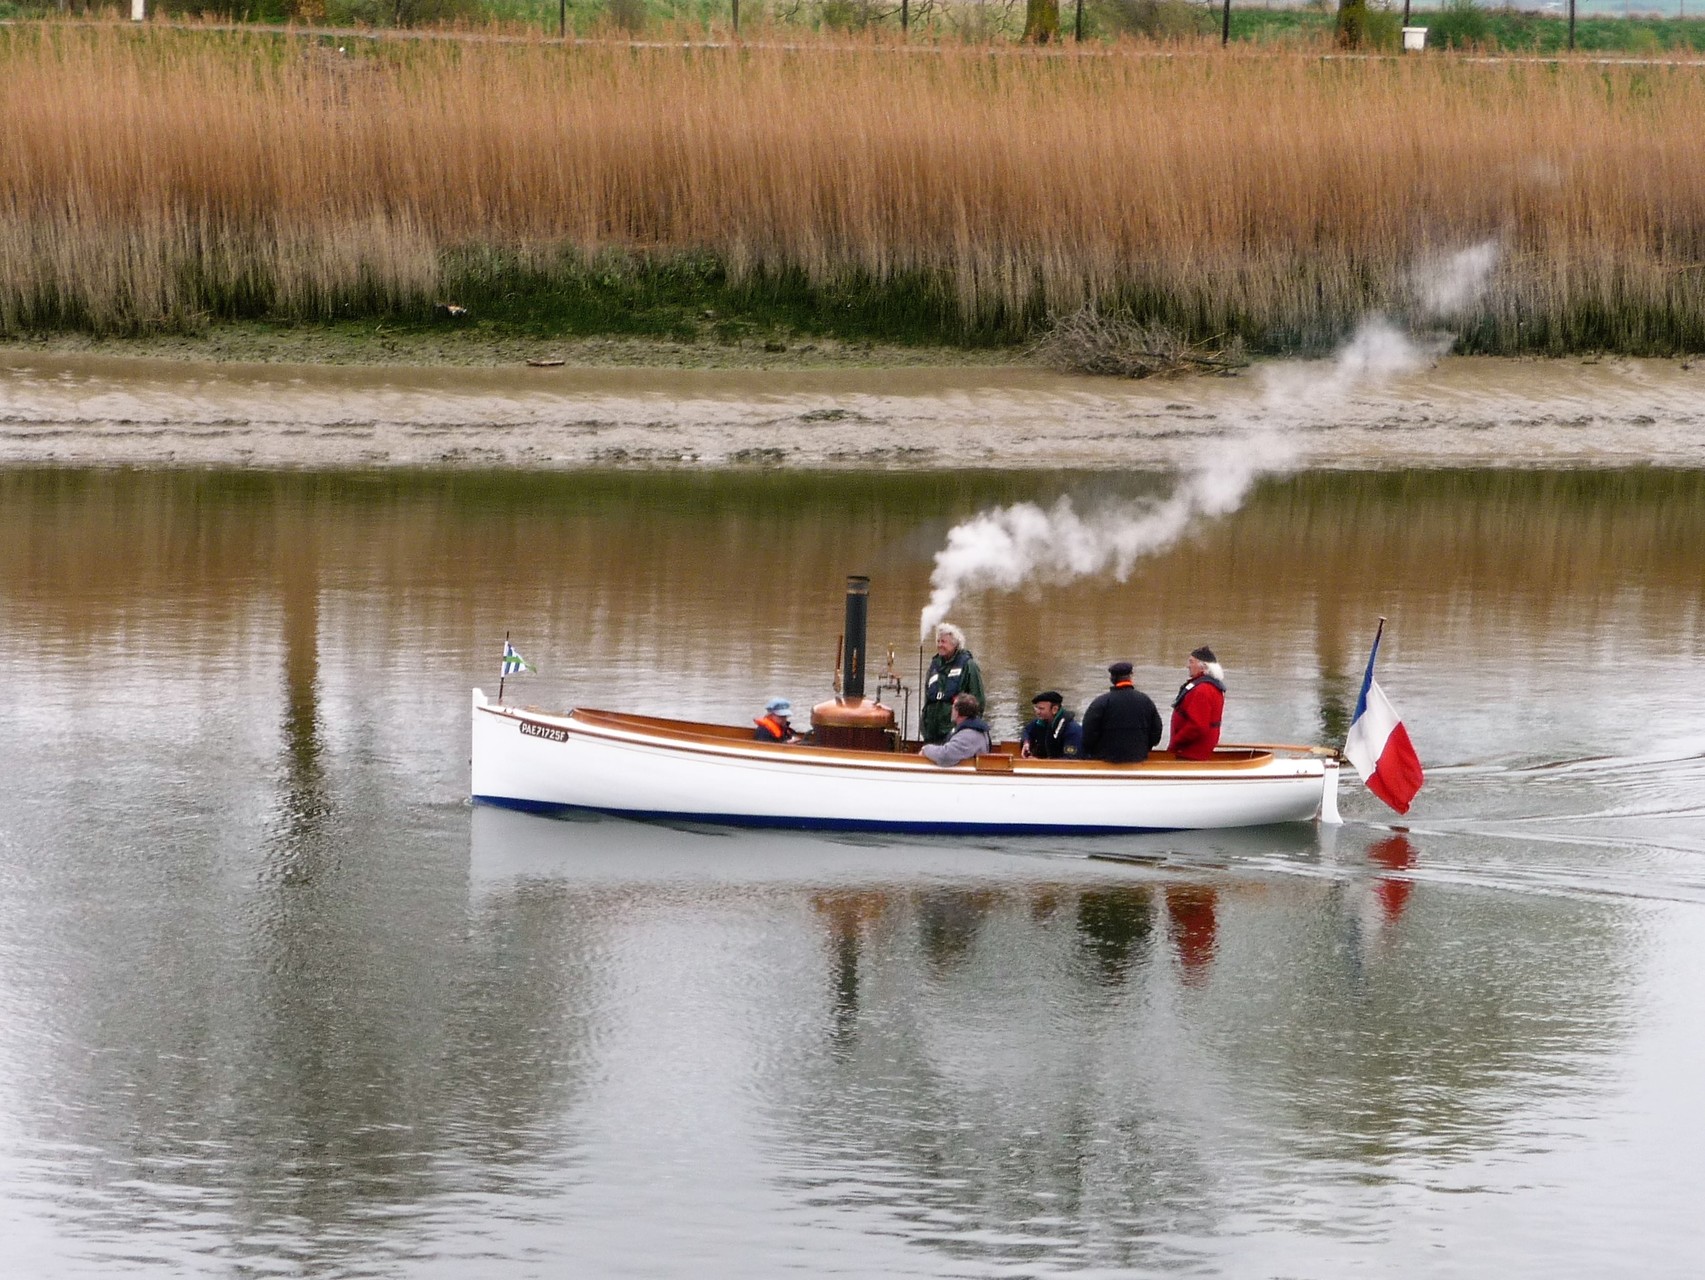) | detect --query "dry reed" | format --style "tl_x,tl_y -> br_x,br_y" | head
6,22 -> 1705,350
